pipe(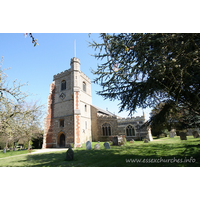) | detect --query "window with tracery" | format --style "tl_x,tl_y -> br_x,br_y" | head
102,123 -> 111,136
126,125 -> 135,136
